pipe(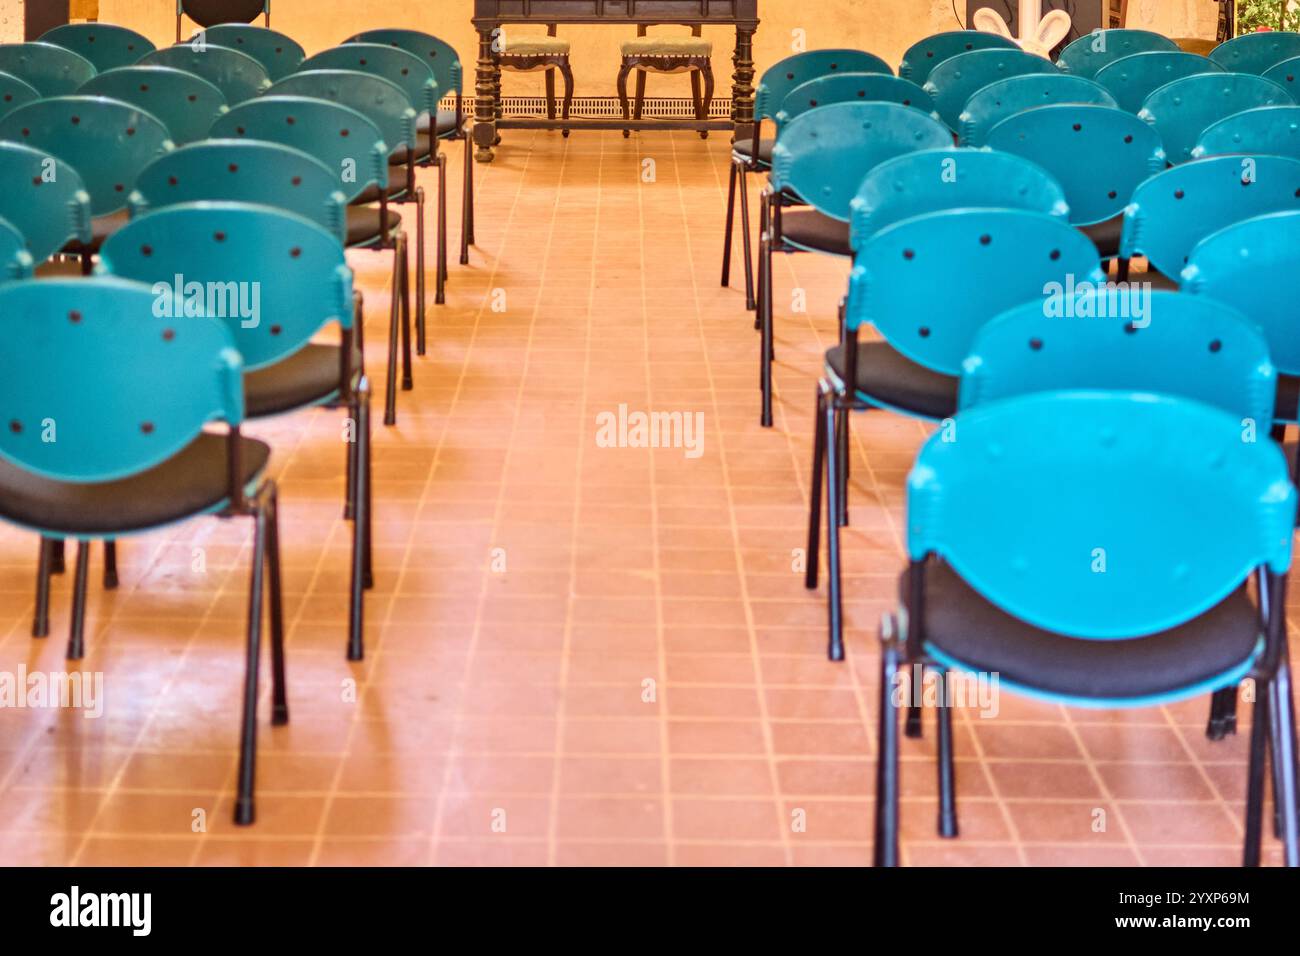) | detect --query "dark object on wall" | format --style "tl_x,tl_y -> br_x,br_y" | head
26,1 -> 71,41
966,1 -> 1123,47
